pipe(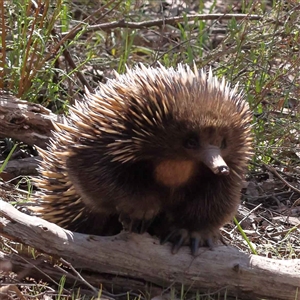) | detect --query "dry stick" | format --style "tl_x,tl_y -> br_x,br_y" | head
230,203 -> 262,234
59,258 -> 100,297
68,13 -> 262,34
51,28 -> 93,93
263,164 -> 300,194
61,11 -> 263,70
63,47 -> 93,93
0,93 -> 58,148
94,0 -> 123,24
1,200 -> 300,300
